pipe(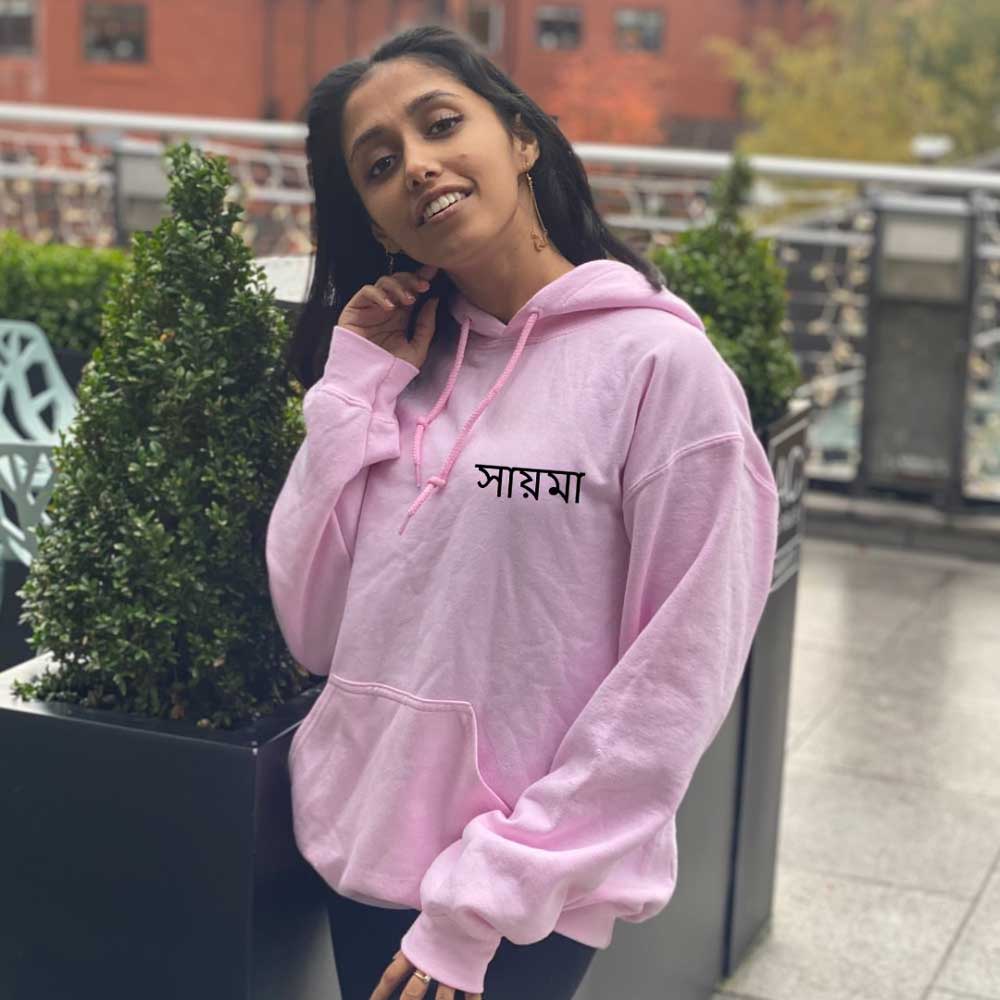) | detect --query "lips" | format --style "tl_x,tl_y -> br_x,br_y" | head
418,190 -> 472,227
